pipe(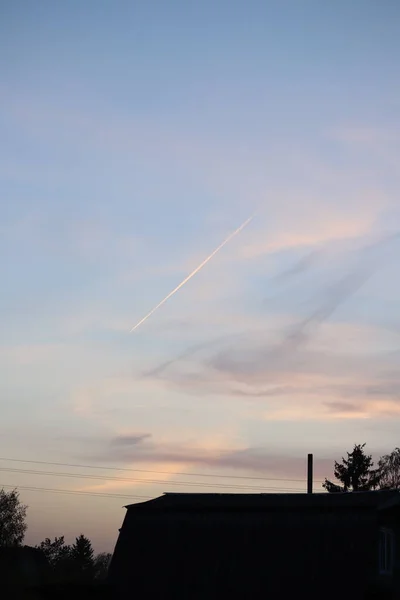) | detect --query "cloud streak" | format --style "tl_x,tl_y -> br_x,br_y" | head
139,232 -> 400,425
282,231 -> 399,351
142,331 -> 247,378
145,232 -> 399,383
110,433 -> 152,446
271,249 -> 321,284
83,434 -> 333,480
